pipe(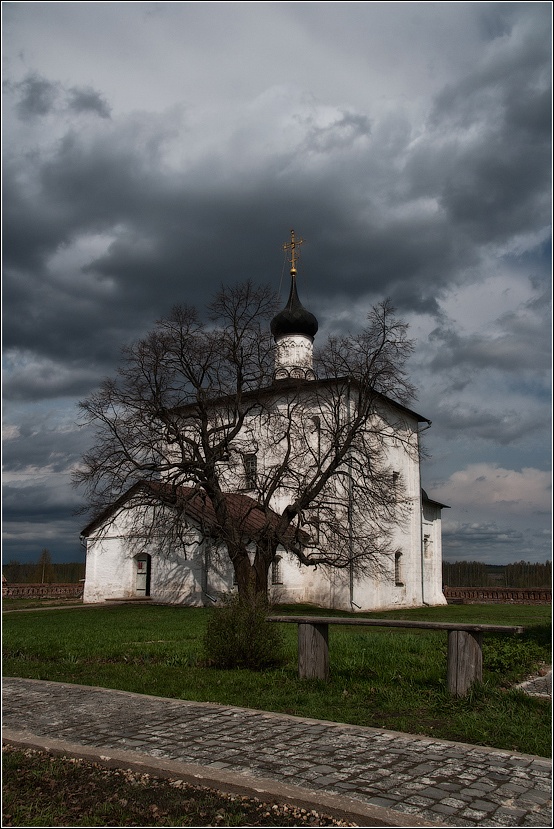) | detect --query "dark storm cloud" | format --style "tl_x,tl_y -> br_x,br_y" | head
11,72 -> 60,119
2,414 -> 91,474
6,71 -> 112,121
3,8 -> 550,374
407,52 -> 551,248
446,523 -> 524,546
2,2 -> 551,565
3,120 -> 178,368
0,100 -> 477,371
3,526 -> 85,564
2,465 -> 86,563
431,405 -> 550,446
2,423 -> 89,564
2,484 -> 78,523
436,139 -> 549,245
443,523 -> 549,564
2,492 -> 85,564
428,289 -> 551,376
67,86 -> 111,118
424,21 -> 549,228
2,356 -> 104,402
